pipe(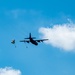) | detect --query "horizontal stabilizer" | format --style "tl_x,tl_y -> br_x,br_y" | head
24,37 -> 36,39
24,38 -> 30,39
